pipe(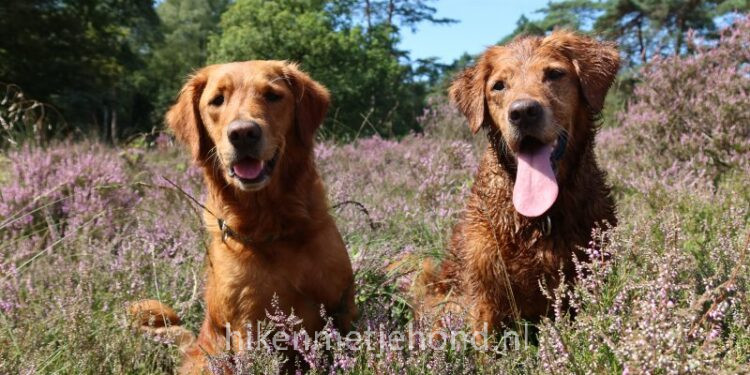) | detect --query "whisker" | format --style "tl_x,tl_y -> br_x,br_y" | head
207,148 -> 234,195
207,146 -> 221,182
551,122 -> 573,143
